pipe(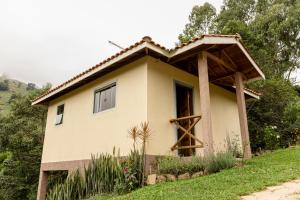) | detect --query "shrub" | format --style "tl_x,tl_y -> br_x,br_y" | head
47,170 -> 85,200
187,156 -> 206,173
264,126 -> 280,150
158,156 -> 205,176
84,154 -> 123,196
205,152 -> 236,174
226,135 -> 242,158
122,149 -> 143,192
46,153 -> 124,200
